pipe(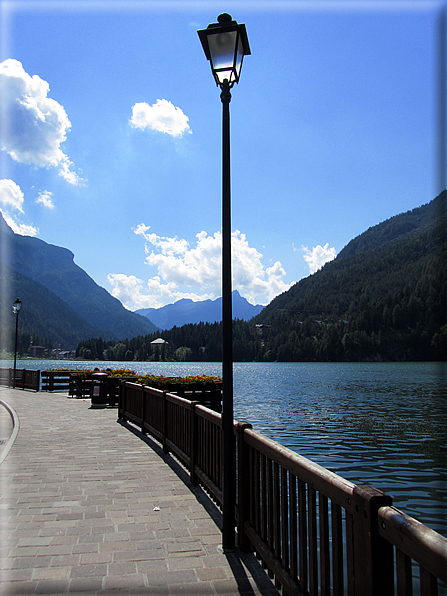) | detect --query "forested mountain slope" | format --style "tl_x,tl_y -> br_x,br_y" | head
253,191 -> 446,361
